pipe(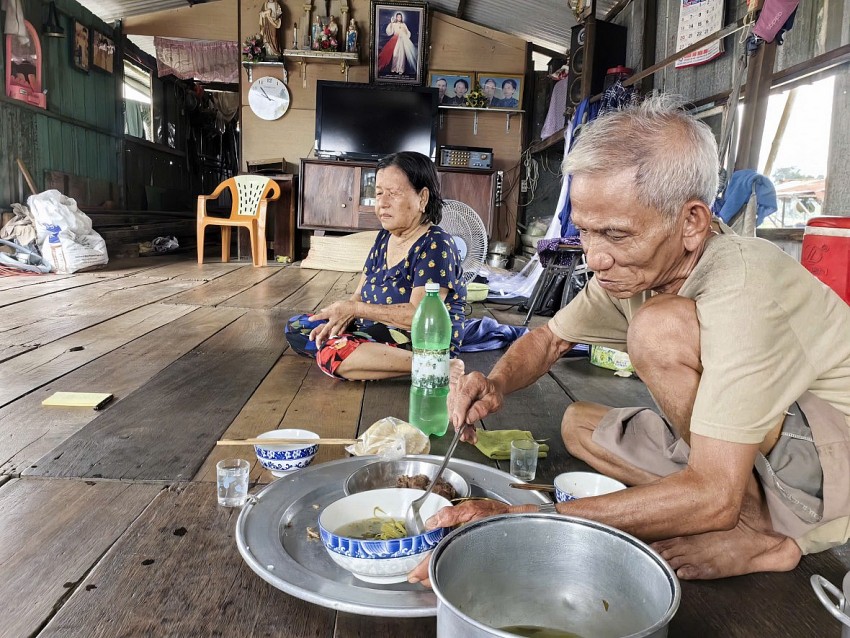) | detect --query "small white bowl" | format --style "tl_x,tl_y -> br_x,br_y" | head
319,487 -> 452,584
253,429 -> 319,477
554,471 -> 626,503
